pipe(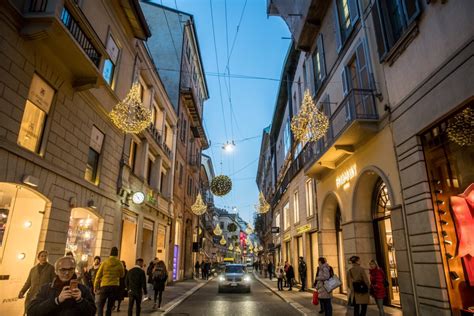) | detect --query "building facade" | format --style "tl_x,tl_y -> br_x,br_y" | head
261,0 -> 474,315
0,0 -> 159,314
141,1 -> 210,281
